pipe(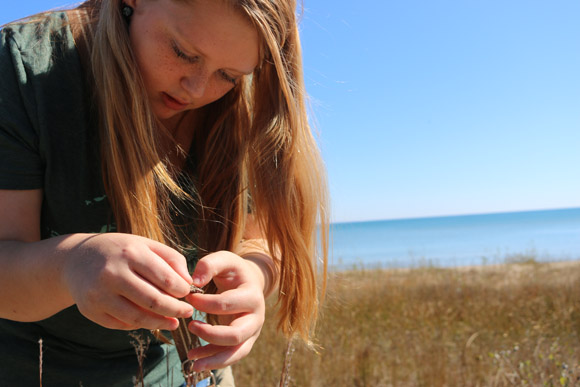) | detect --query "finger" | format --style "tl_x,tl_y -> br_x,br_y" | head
96,294 -> 181,331
91,312 -> 135,331
130,252 -> 192,299
188,316 -> 260,347
187,343 -> 225,360
191,340 -> 256,372
77,291 -> 138,330
118,274 -> 194,319
146,240 -> 193,284
112,297 -> 179,330
186,288 -> 263,315
191,251 -> 242,287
